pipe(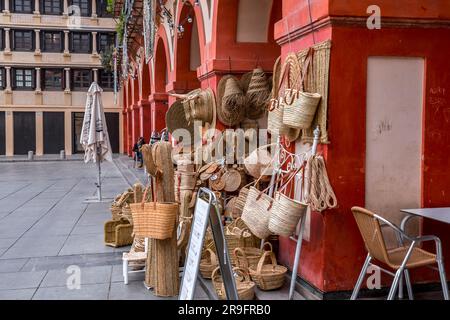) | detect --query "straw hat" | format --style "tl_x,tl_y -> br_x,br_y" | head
244,67 -> 270,120
217,75 -> 246,126
166,99 -> 196,145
